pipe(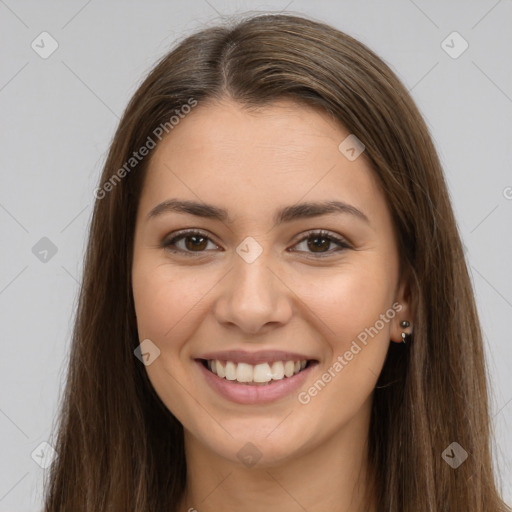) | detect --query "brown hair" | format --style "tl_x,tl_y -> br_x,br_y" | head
43,13 -> 510,511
